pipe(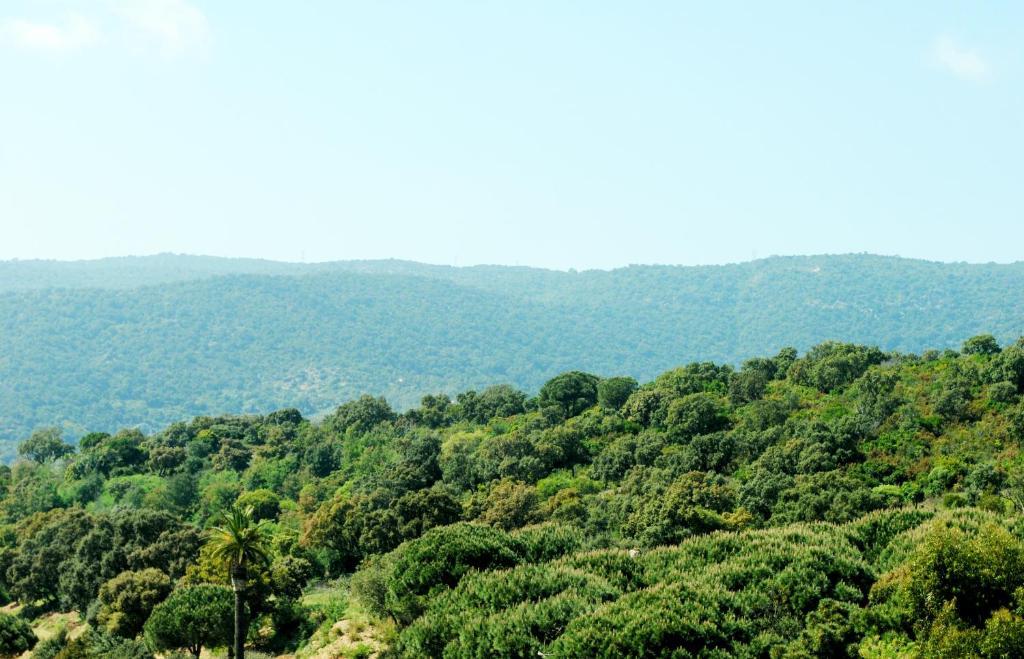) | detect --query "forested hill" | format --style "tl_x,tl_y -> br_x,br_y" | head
6,338 -> 1024,657
1,253 -> 1023,452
